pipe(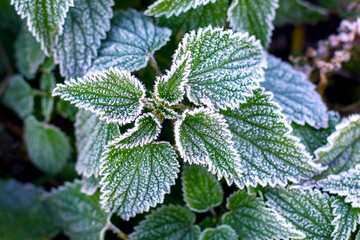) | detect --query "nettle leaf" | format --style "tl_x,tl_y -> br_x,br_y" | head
0,180 -> 59,240
11,0 -> 74,56
221,88 -> 318,188
53,68 -> 146,124
315,114 -> 360,176
40,72 -> 56,121
222,190 -> 303,239
55,0 -> 114,79
175,107 -> 242,187
130,205 -> 200,240
266,187 -> 335,239
100,142 -> 180,220
199,225 -> 238,240
91,9 -> 171,73
24,116 -> 71,174
155,52 -> 191,106
263,54 -> 329,129
227,0 -> 279,47
145,0 -> 216,18
81,175 -> 99,196
1,75 -> 34,118
174,26 -> 265,110
15,27 -> 45,79
146,98 -> 178,119
182,164 -> 223,212
75,110 -> 121,177
45,181 -> 108,240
